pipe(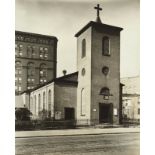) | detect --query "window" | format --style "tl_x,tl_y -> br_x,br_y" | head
27,86 -> 34,90
39,64 -> 47,84
102,66 -> 109,76
32,46 -> 36,58
27,46 -> 36,58
100,87 -> 110,100
38,94 -> 41,113
15,44 -> 23,57
27,62 -> 35,76
39,47 -> 43,58
18,86 -> 20,91
44,47 -> 48,59
102,37 -> 110,56
43,92 -> 46,110
27,62 -> 35,89
27,46 -> 32,58
138,97 -> 140,104
15,44 -> 18,56
16,77 -> 22,84
48,90 -> 51,117
81,68 -> 86,76
81,39 -> 86,58
30,97 -> 33,112
15,61 -> 22,93
39,47 -> 48,59
81,88 -> 86,116
138,108 -> 140,115
27,78 -> 35,82
15,61 -> 22,74
15,86 -> 21,92
34,95 -> 36,115
48,90 -> 51,105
